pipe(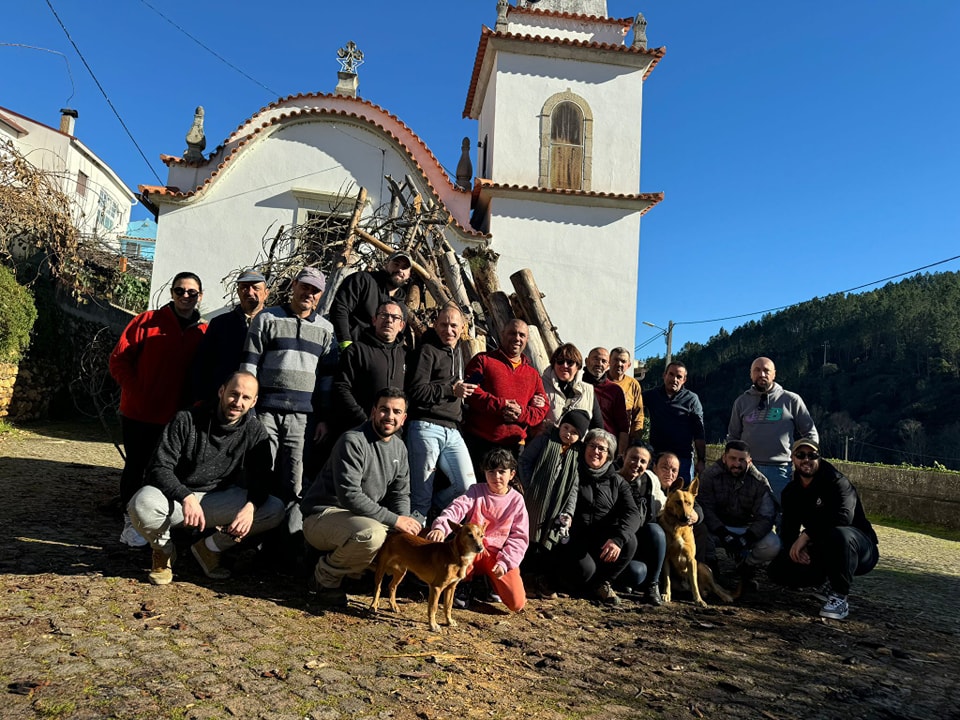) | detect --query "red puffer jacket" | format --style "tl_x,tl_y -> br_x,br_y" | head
109,303 -> 206,424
